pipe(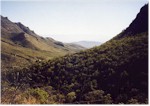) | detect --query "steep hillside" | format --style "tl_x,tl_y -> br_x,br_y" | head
1,15 -> 85,52
1,16 -> 85,70
2,4 -> 148,104
115,4 -> 148,39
